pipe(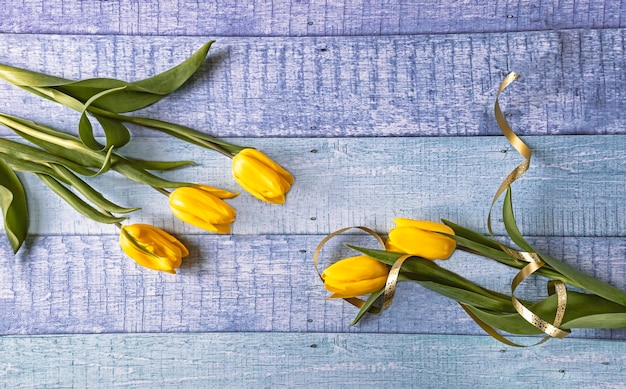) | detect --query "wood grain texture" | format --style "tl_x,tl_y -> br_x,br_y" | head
1,234 -> 625,339
0,30 -> 625,138
0,0 -> 623,386
0,0 -> 624,36
1,332 -> 626,388
7,135 -> 625,237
